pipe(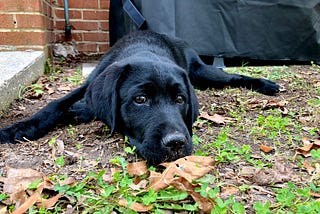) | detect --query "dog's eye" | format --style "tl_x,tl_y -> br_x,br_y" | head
175,95 -> 185,104
134,95 -> 148,104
